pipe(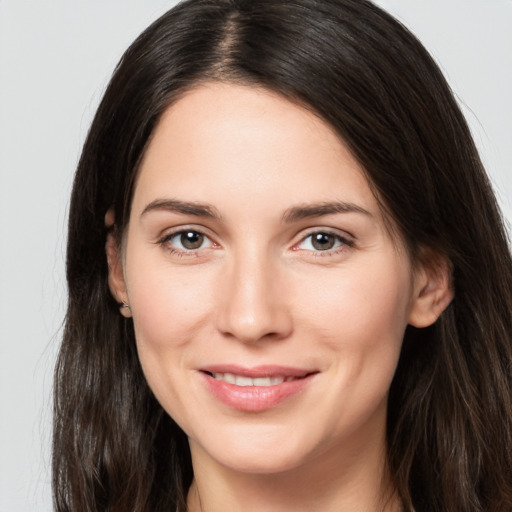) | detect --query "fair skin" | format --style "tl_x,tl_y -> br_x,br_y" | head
107,83 -> 452,512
